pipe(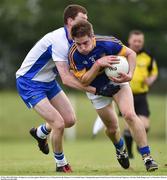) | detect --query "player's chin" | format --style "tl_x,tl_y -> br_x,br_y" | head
81,51 -> 89,55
